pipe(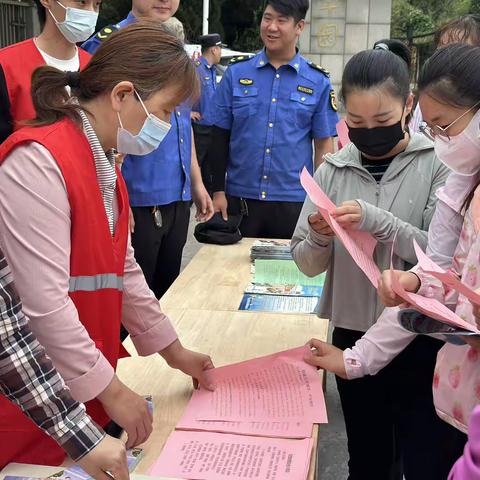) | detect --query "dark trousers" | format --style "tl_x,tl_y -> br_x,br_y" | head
333,327 -> 466,480
192,123 -> 212,190
131,201 -> 190,299
227,196 -> 303,239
